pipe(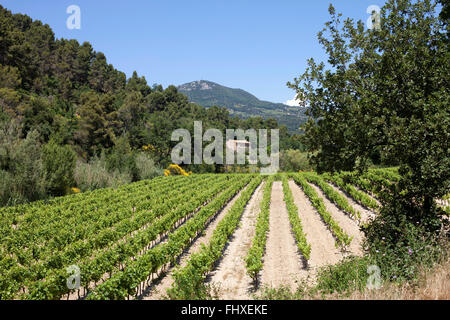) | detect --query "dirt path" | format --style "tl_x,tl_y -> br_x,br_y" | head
207,182 -> 265,300
326,182 -> 376,224
260,181 -> 307,290
308,183 -> 364,256
142,184 -> 250,300
288,180 -> 344,280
